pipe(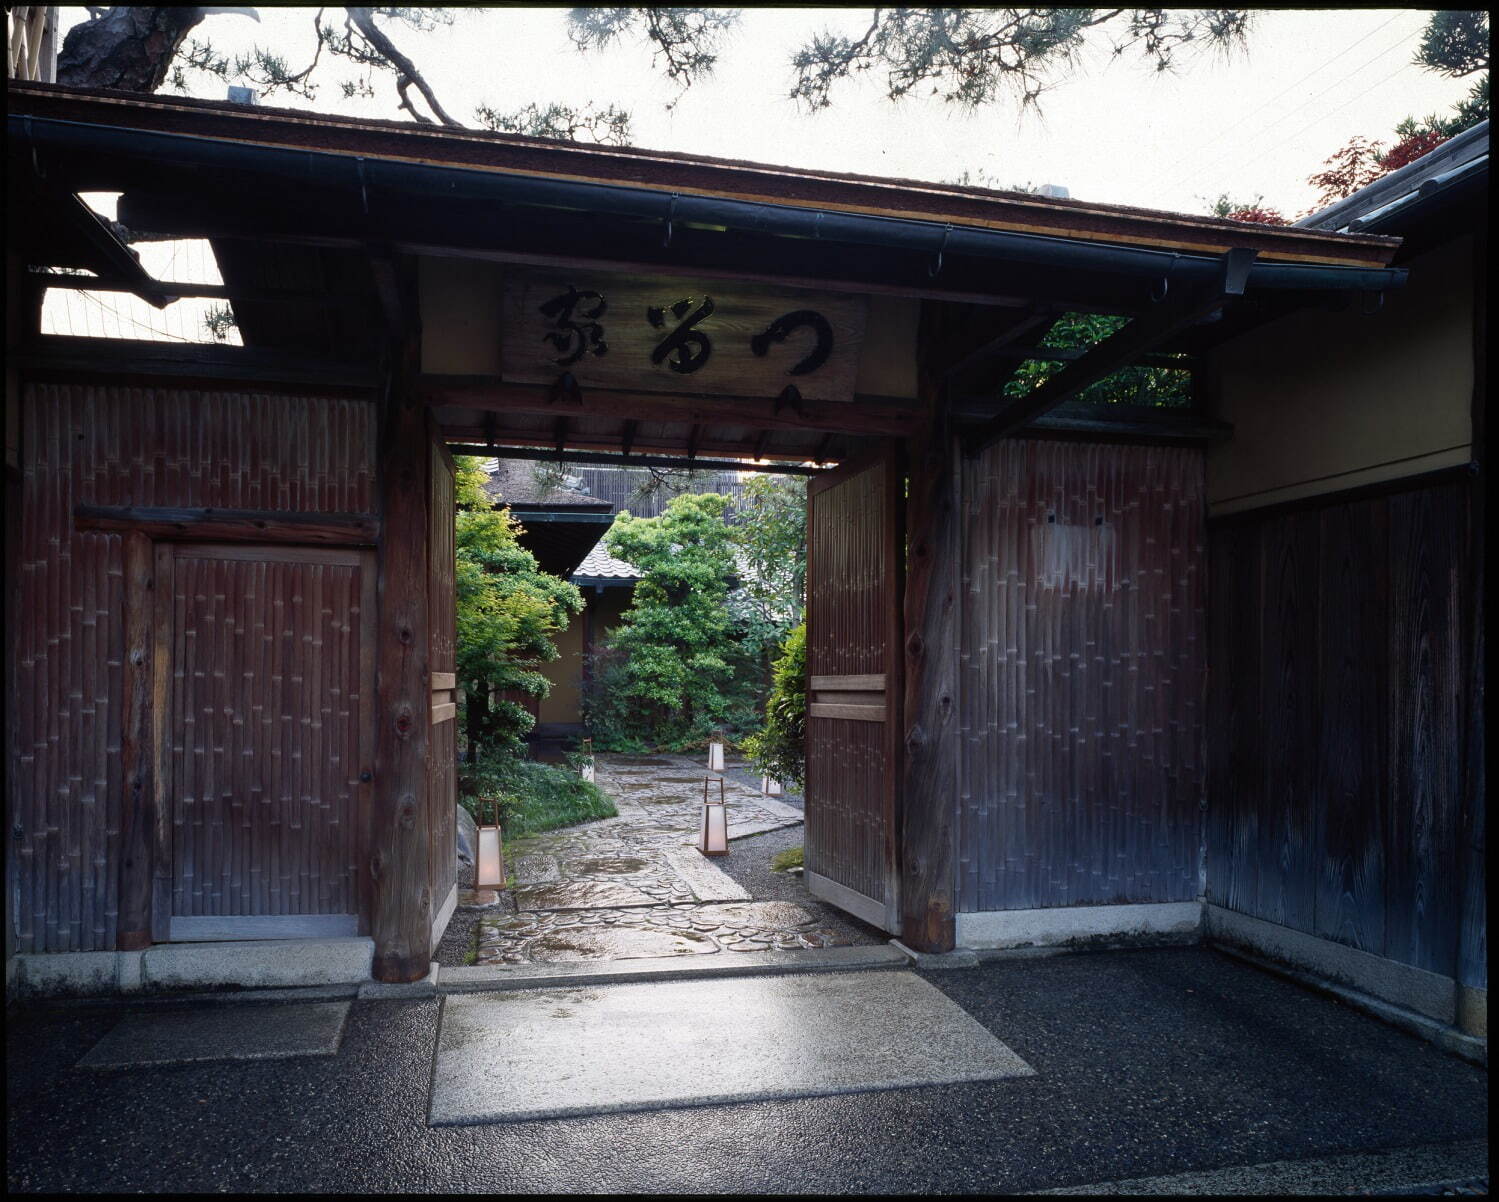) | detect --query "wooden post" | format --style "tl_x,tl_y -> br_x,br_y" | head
1455,227 -> 1486,1037
370,360 -> 434,983
900,303 -> 961,952
117,530 -> 155,949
